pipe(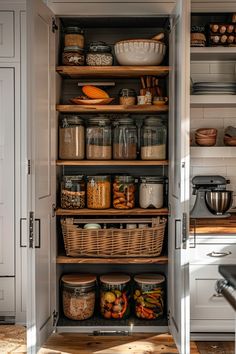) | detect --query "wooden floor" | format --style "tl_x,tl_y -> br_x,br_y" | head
0,326 -> 234,354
